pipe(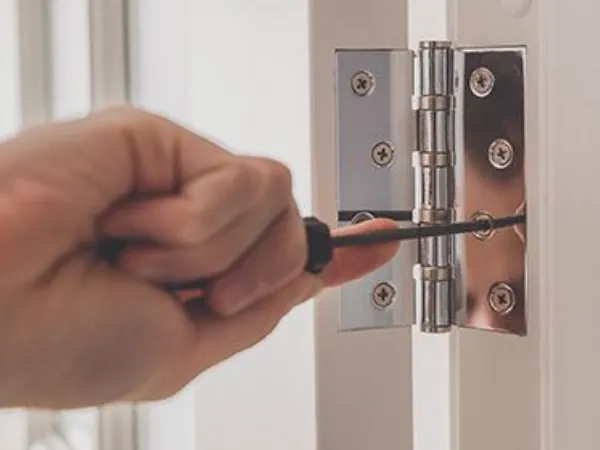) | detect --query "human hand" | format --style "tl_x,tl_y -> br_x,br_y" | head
0,107 -> 399,409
